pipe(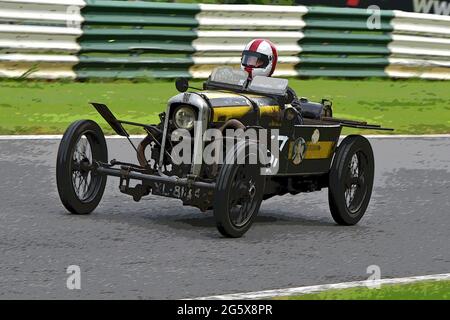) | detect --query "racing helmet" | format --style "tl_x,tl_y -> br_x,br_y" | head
241,39 -> 278,79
